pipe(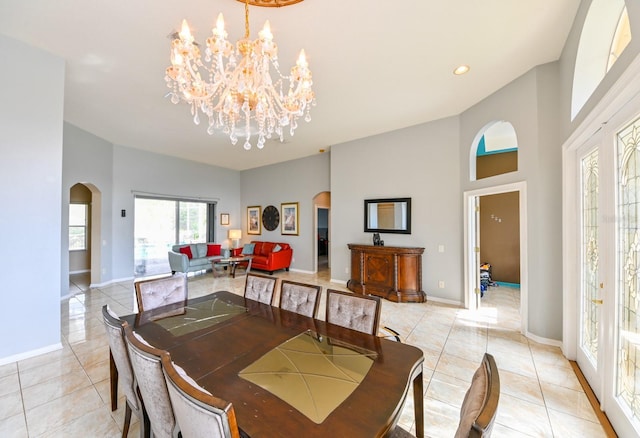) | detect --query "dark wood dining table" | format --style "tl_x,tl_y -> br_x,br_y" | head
120,291 -> 425,437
